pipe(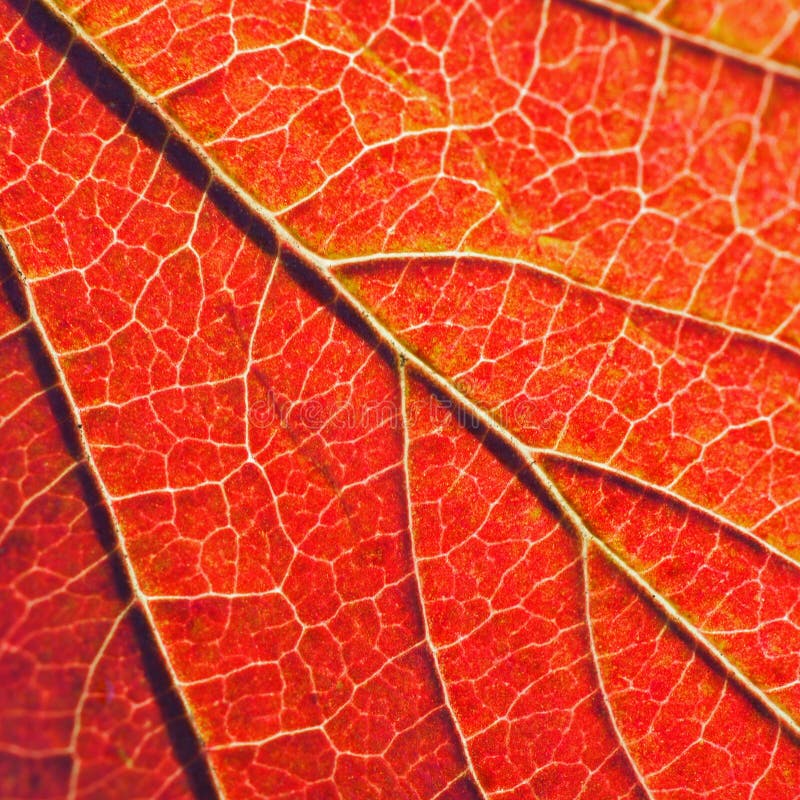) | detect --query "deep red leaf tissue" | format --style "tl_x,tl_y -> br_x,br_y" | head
2,0 -> 800,798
